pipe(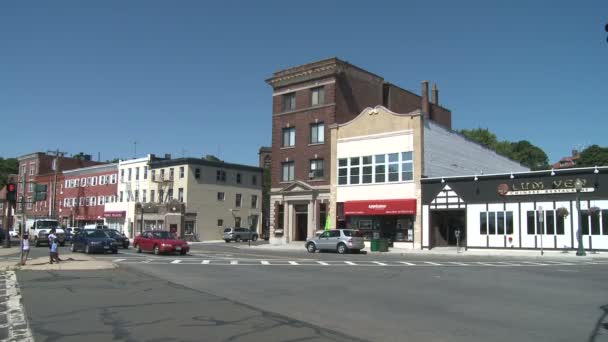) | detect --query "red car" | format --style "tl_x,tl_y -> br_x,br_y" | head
134,230 -> 190,255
